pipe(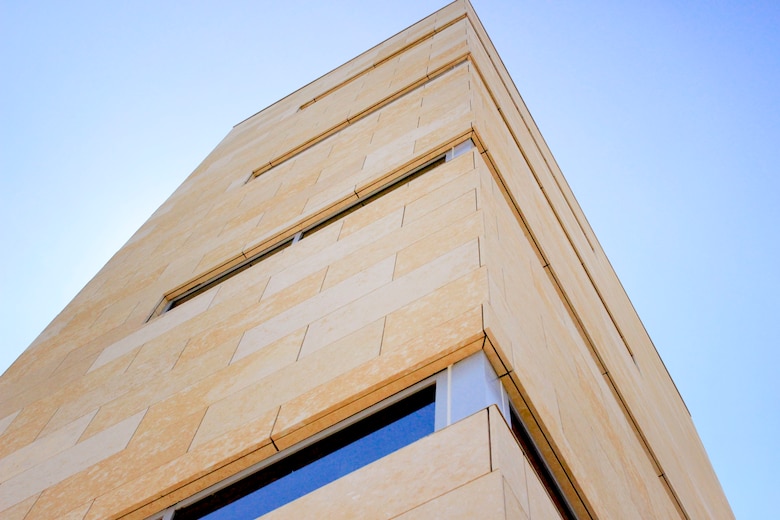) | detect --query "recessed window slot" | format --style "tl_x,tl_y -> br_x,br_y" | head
154,139 -> 475,318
